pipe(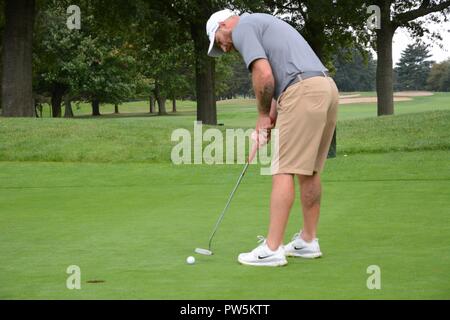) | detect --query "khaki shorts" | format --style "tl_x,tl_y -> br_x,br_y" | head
271,76 -> 339,176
